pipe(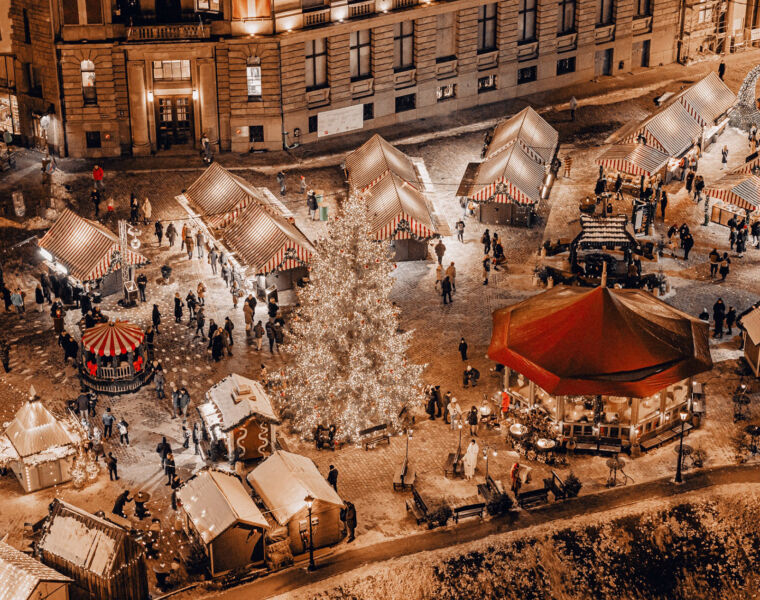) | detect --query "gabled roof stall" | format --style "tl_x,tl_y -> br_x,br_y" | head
595,144 -> 670,178
485,106 -> 559,164
344,133 -> 421,192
